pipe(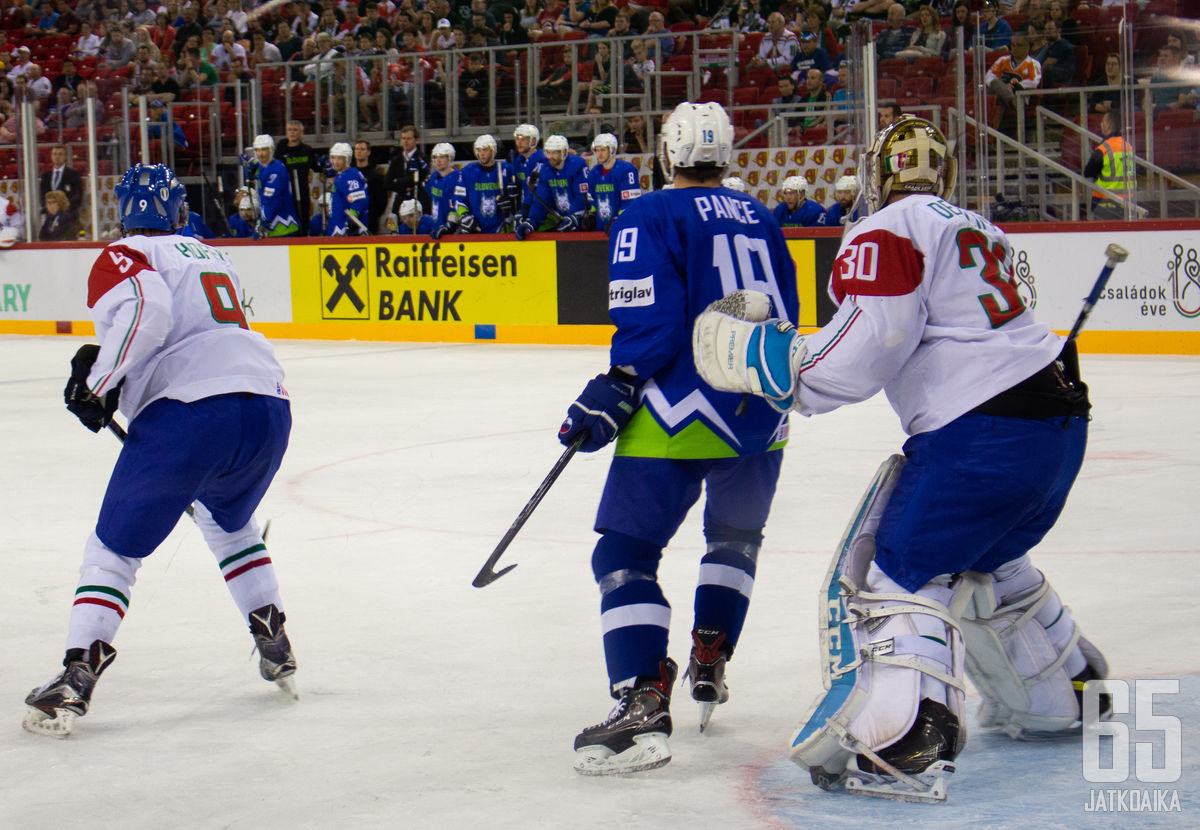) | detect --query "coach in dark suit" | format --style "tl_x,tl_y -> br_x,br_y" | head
39,145 -> 83,214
